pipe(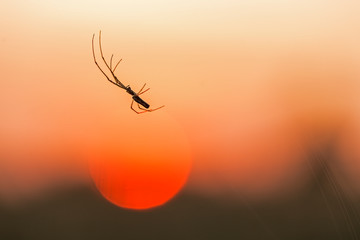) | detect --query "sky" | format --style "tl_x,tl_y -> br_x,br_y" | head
1,0 -> 360,209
